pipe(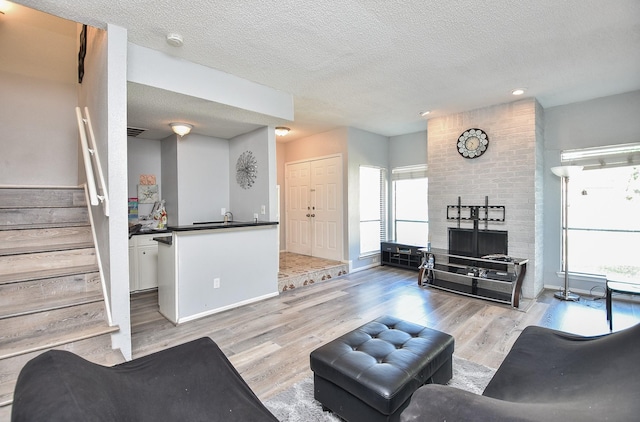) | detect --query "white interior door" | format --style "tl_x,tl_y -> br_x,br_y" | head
285,156 -> 343,261
310,156 -> 342,261
285,161 -> 311,255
